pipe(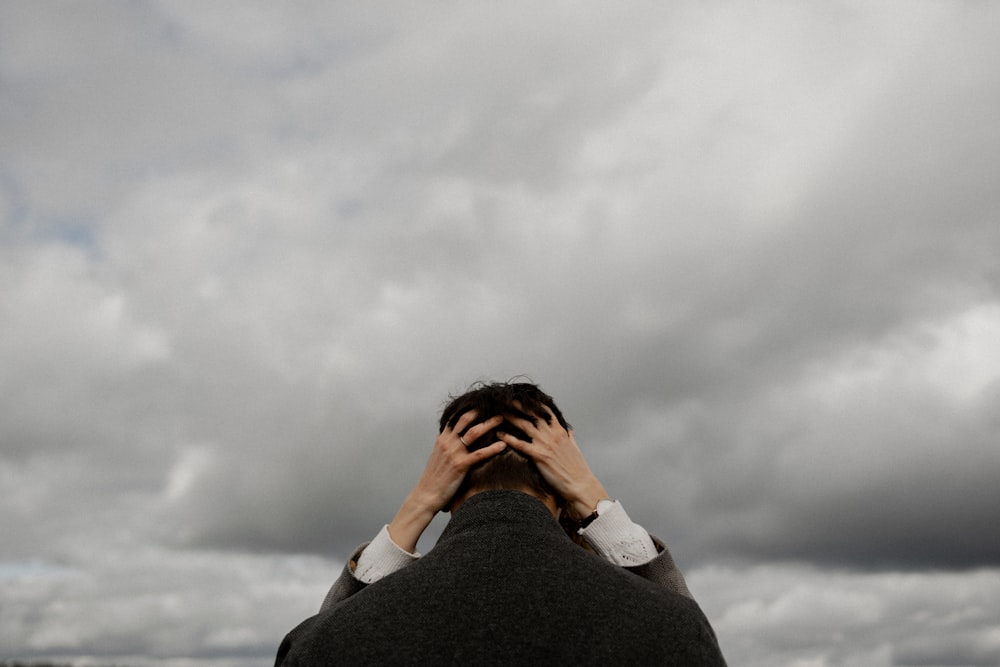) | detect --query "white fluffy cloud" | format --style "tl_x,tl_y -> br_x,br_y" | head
693,564 -> 1000,667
